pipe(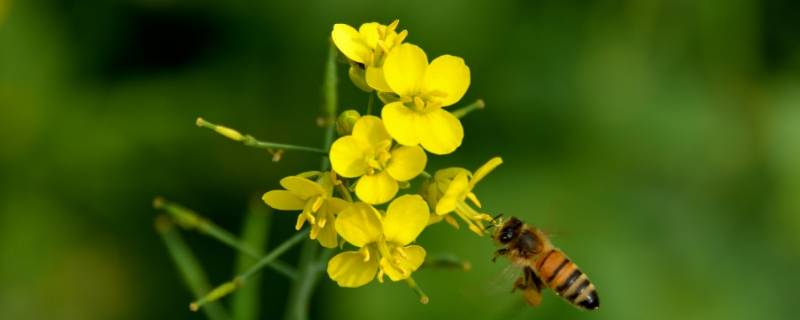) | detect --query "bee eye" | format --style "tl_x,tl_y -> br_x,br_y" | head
499,229 -> 515,243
